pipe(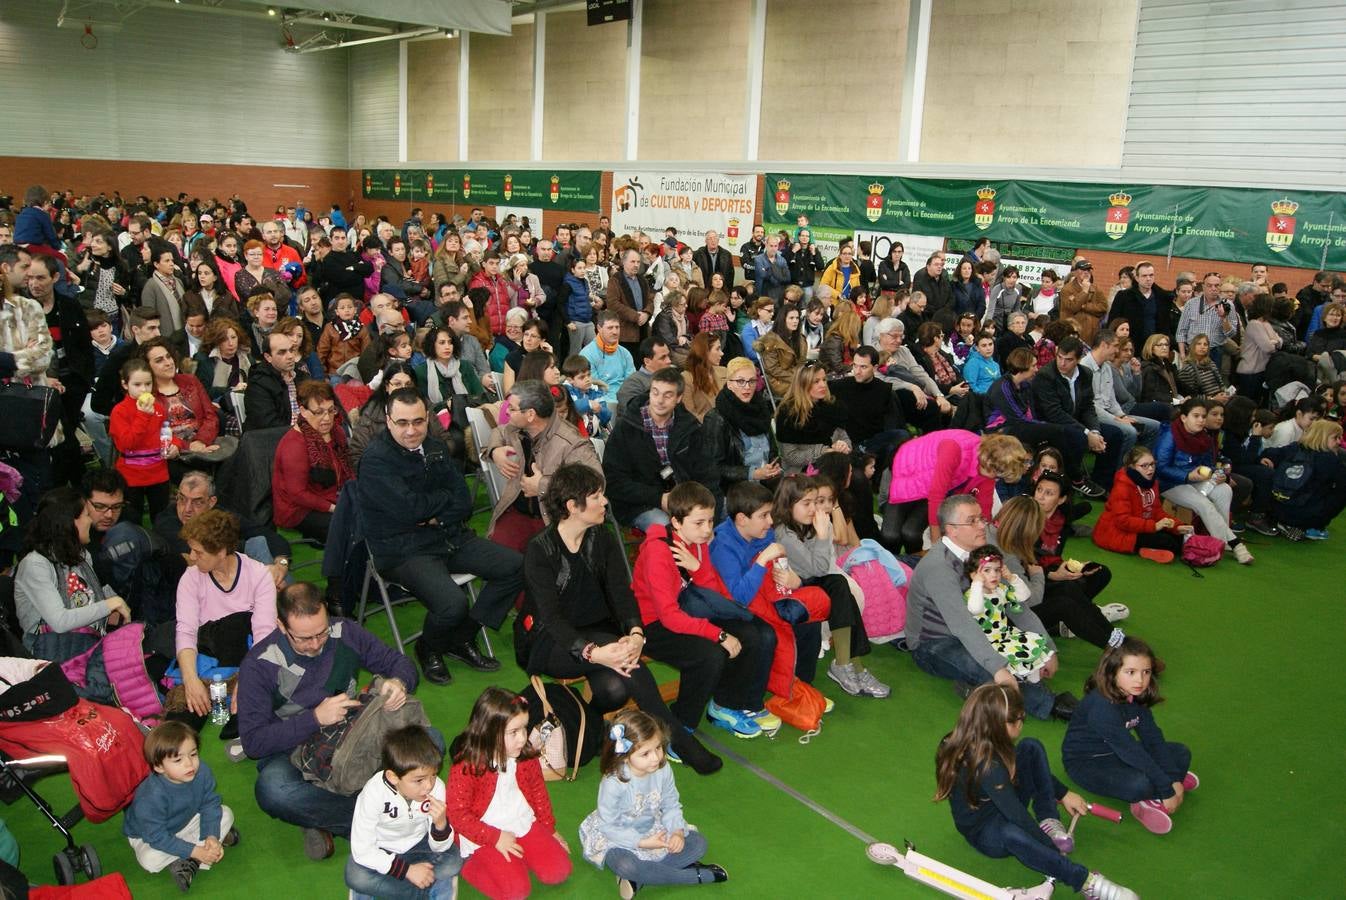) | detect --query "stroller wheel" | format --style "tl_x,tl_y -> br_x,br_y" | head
52,850 -> 75,886
81,844 -> 101,878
